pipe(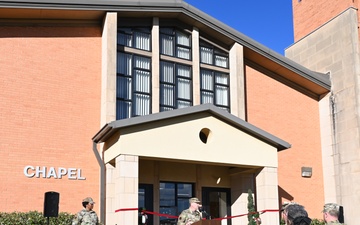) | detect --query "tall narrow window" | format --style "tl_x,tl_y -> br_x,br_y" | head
118,28 -> 151,51
160,28 -> 191,60
200,40 -> 230,111
117,52 -> 151,119
200,69 -> 230,111
160,61 -> 192,111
